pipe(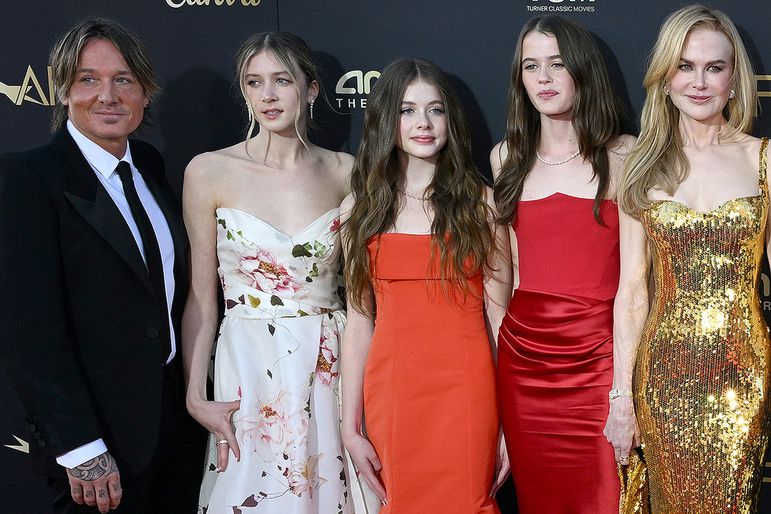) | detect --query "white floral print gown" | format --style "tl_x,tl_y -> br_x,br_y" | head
199,207 -> 353,514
